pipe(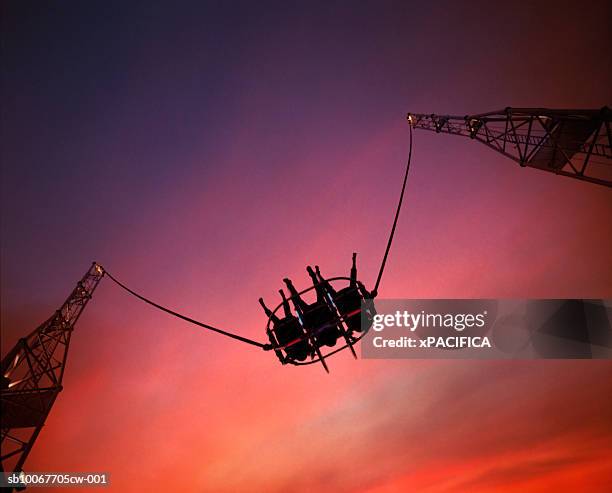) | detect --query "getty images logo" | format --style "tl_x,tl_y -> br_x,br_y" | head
365,302 -> 494,353
364,299 -> 612,359
371,309 -> 488,332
